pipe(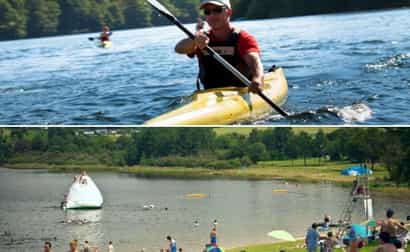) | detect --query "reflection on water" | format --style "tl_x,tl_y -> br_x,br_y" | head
1,168 -> 410,252
62,210 -> 104,250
